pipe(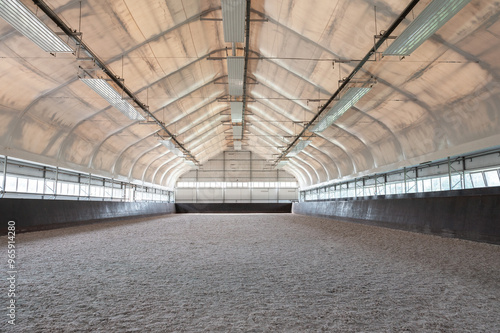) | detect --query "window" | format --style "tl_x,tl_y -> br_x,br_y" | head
484,170 -> 500,186
17,178 -> 28,192
470,173 -> 485,188
440,177 -> 450,191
